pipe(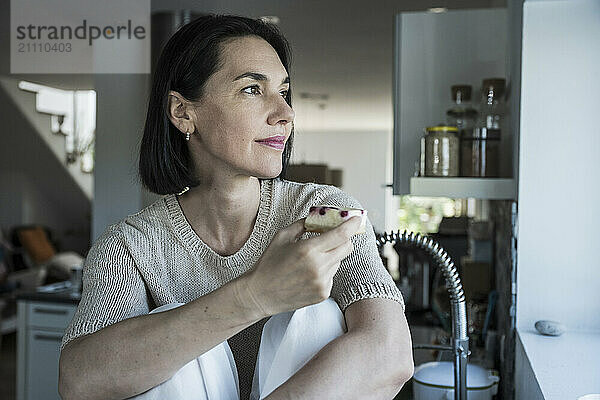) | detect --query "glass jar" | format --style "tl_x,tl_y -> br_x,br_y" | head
446,85 -> 478,131
460,127 -> 500,177
423,126 -> 460,177
460,78 -> 505,178
478,78 -> 506,130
